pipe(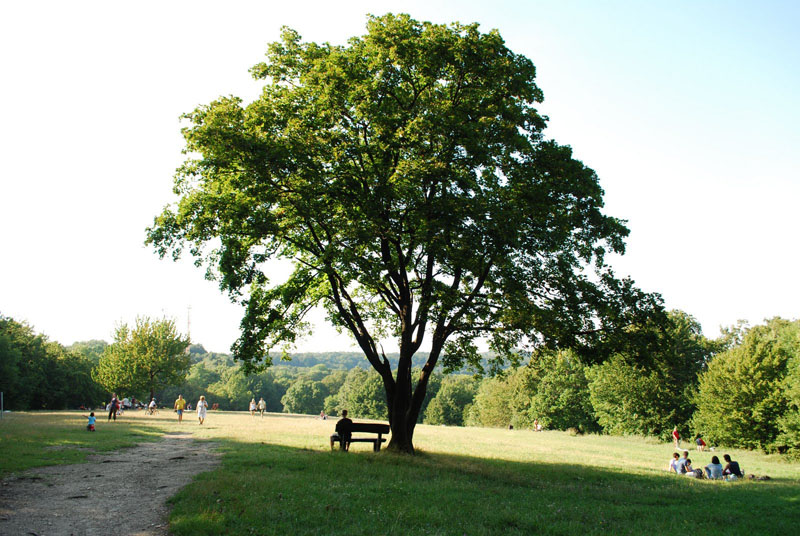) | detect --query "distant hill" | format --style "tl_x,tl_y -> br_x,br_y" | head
76,341 -> 489,372
190,348 -> 427,370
